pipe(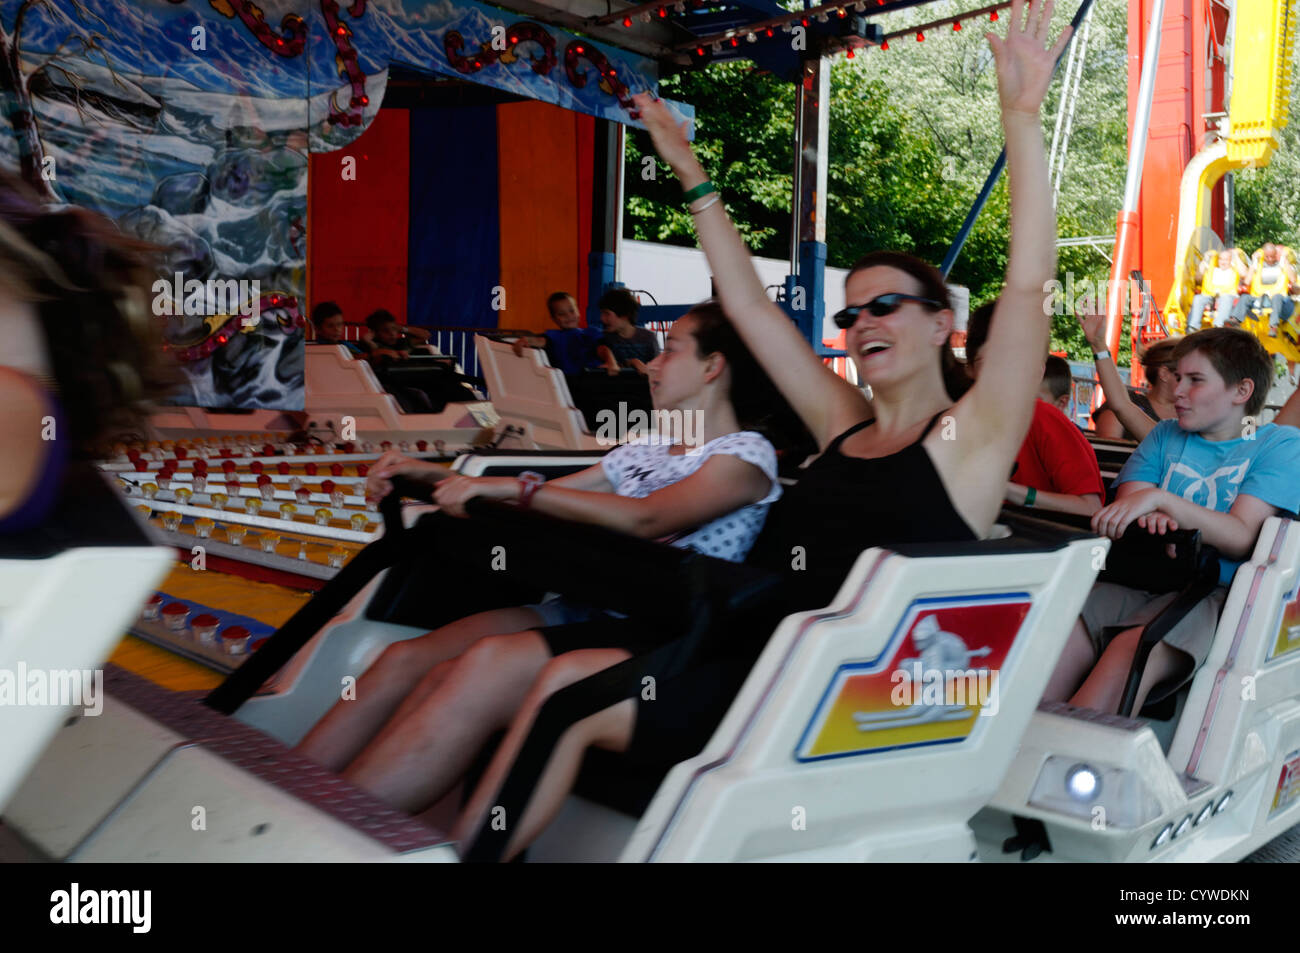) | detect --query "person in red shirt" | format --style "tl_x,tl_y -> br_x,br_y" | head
966,301 -> 1104,516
